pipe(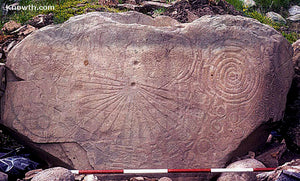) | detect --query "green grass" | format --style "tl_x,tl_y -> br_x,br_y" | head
246,11 -> 300,44
282,31 -> 300,44
225,0 -> 299,43
245,11 -> 282,30
153,7 -> 166,15
225,0 -> 244,11
254,0 -> 290,13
